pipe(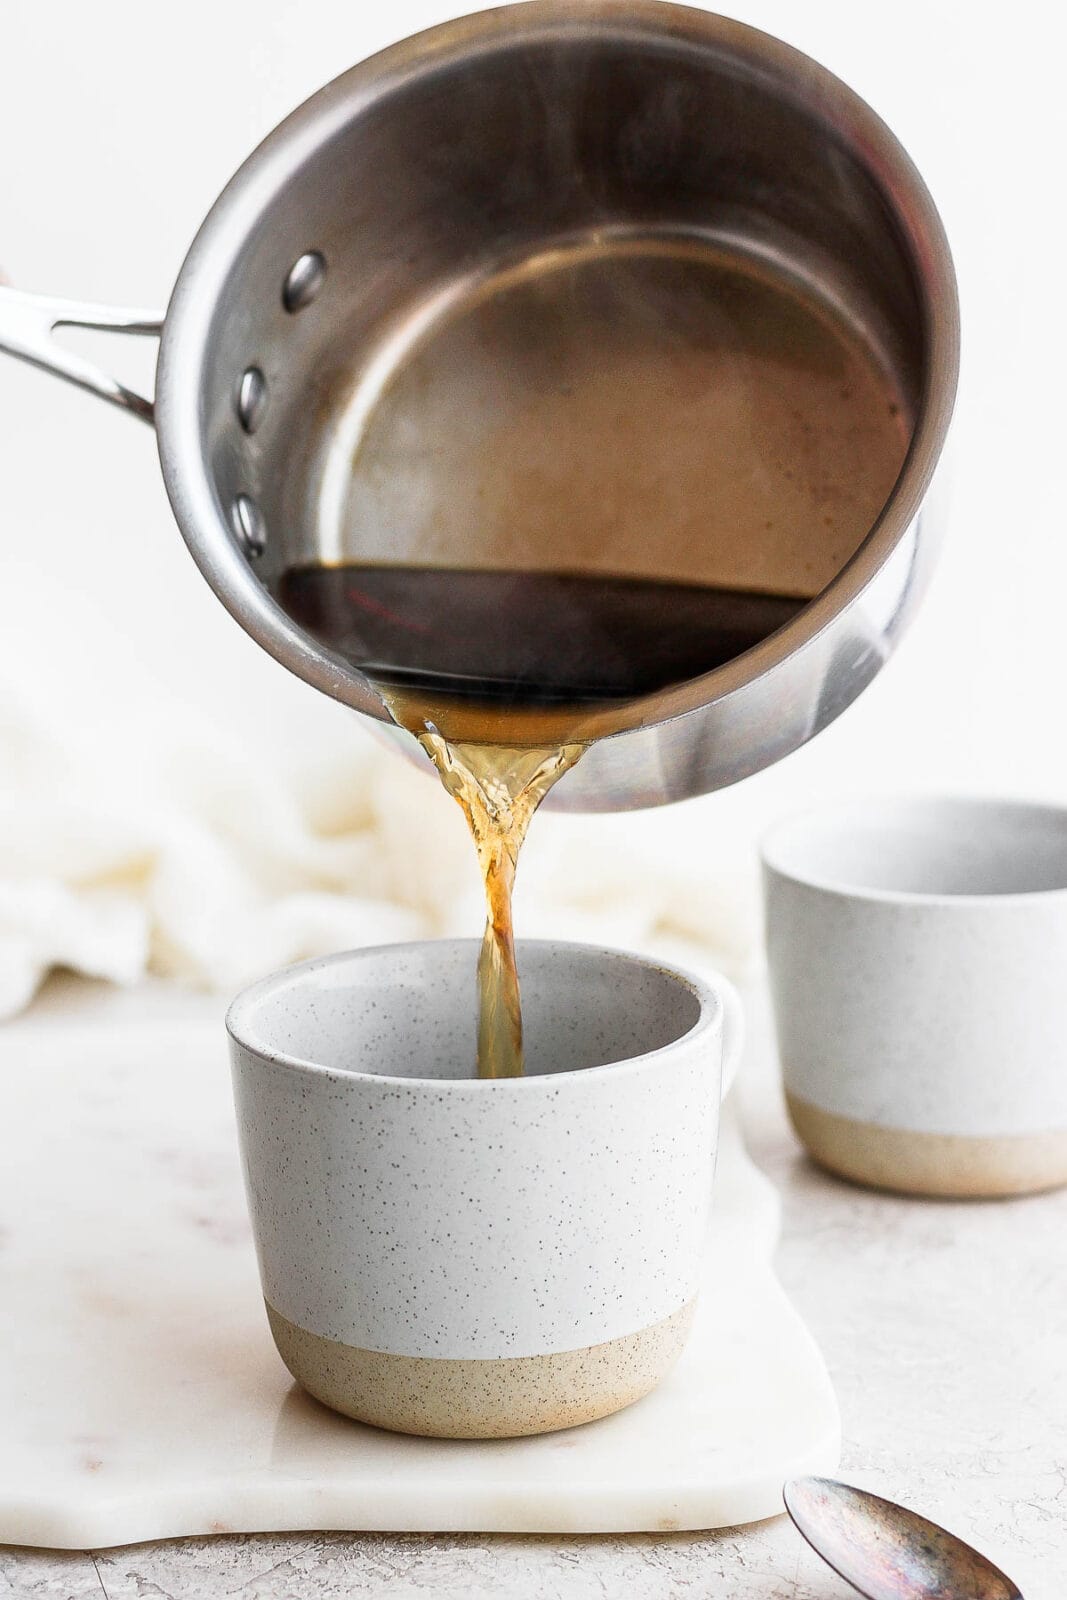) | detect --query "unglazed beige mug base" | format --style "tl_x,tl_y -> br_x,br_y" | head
266,1299 -> 696,1439
787,1092 -> 1067,1200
